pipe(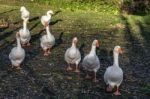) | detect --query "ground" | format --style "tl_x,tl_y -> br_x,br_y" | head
0,1 -> 150,99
